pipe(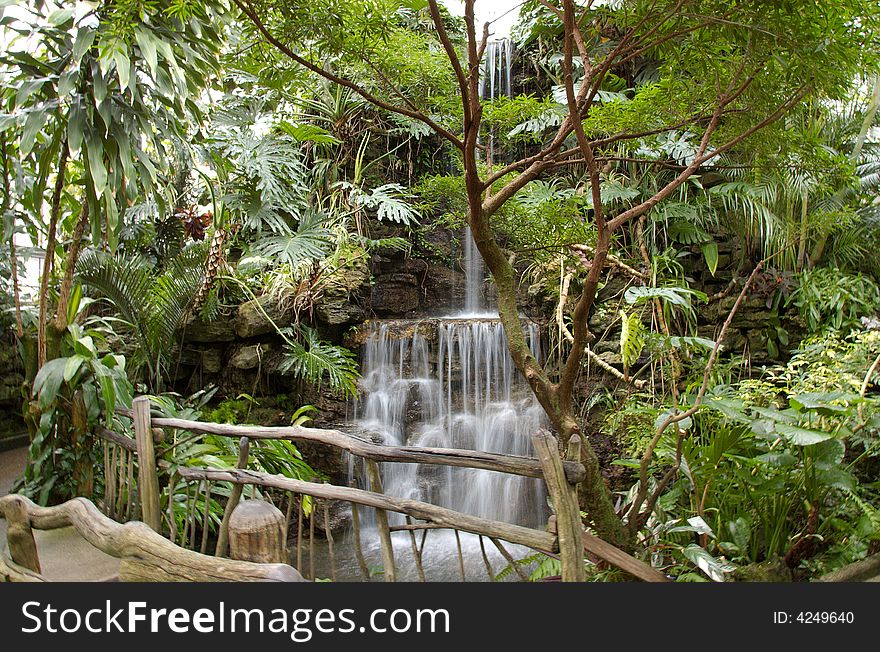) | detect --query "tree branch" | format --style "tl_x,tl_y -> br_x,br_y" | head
233,0 -> 464,149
